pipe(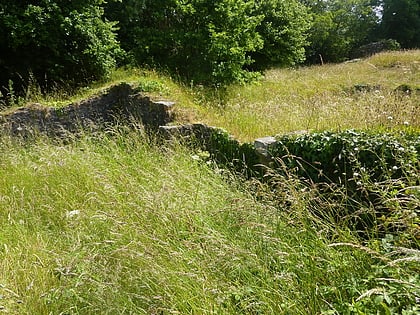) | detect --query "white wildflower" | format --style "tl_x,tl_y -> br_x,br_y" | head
66,210 -> 80,218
